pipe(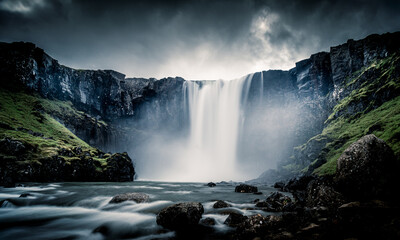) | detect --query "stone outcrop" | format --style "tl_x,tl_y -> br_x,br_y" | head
213,200 -> 231,209
156,202 -> 204,230
1,32 -> 400,185
109,193 -> 150,203
0,138 -> 135,185
334,134 -> 398,200
235,184 -> 258,193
